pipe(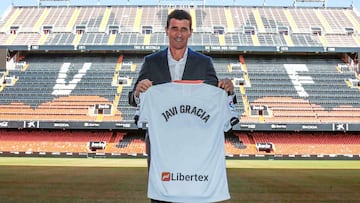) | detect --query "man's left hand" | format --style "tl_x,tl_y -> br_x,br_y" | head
218,78 -> 234,95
